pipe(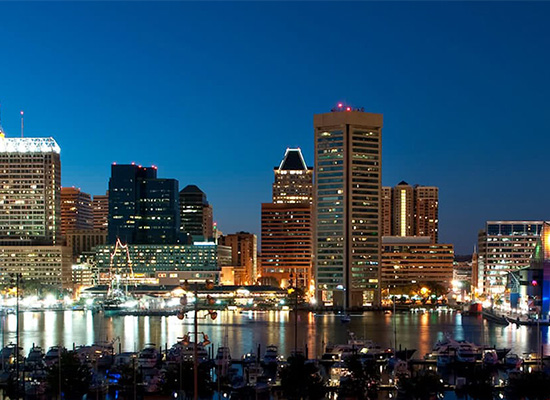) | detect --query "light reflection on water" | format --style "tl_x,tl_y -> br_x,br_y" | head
0,310 -> 548,359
